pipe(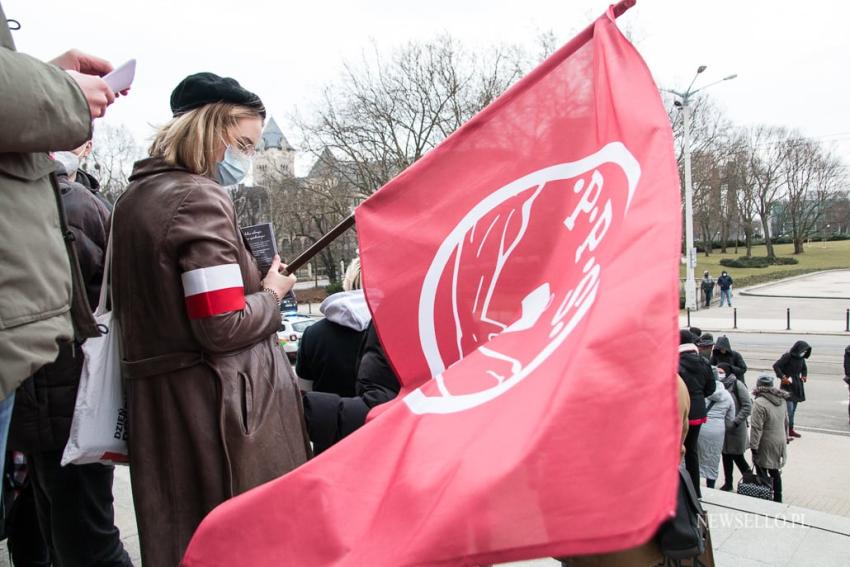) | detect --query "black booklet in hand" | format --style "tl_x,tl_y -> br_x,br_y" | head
240,222 -> 278,274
